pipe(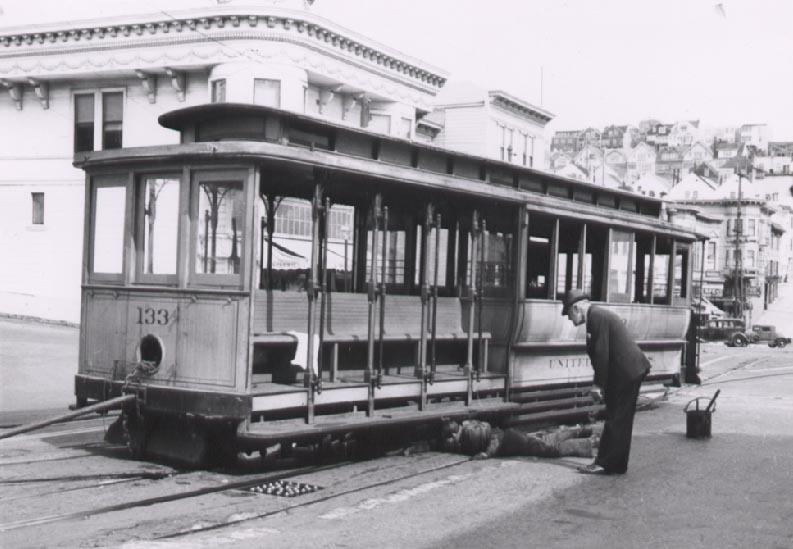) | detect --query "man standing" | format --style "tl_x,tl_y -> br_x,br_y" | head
561,289 -> 651,475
